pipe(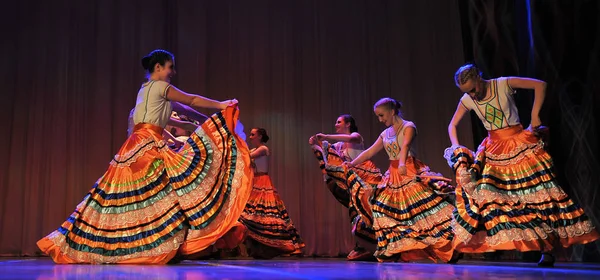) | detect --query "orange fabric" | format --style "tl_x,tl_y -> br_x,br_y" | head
214,222 -> 248,250
240,173 -> 305,256
178,106 -> 254,256
364,157 -> 455,263
387,157 -> 435,184
453,230 -> 556,253
36,106 -> 253,264
487,124 -> 527,140
37,237 -> 178,264
452,125 -> 599,254
387,159 -> 415,185
395,240 -> 455,263
133,123 -> 164,135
